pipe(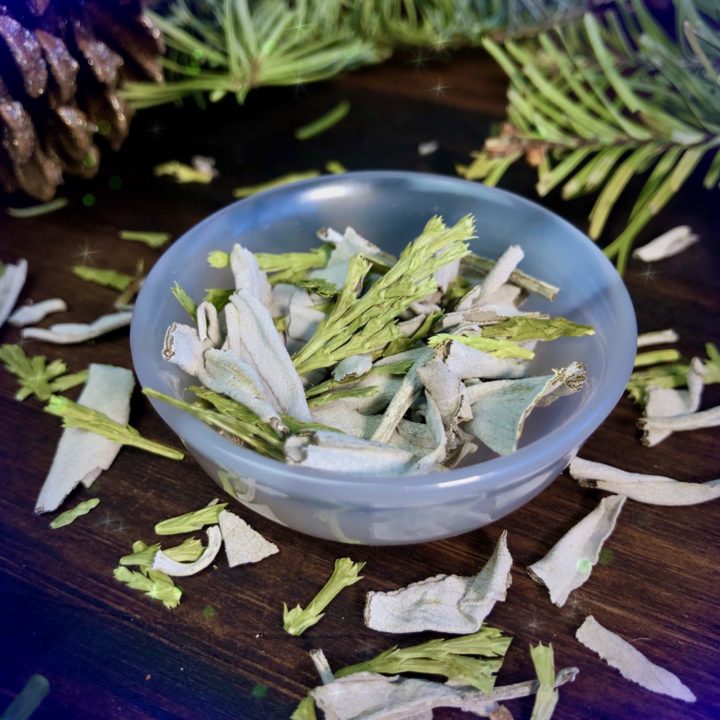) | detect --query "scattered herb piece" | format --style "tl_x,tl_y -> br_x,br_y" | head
113,260 -> 146,310
113,566 -> 182,609
250,684 -> 268,700
295,100 -> 351,140
233,171 -> 321,198
171,281 -> 197,319
418,140 -> 439,156
45,395 -> 184,461
202,605 -> 216,619
119,230 -> 172,248
218,510 -> 279,566
207,251 -> 230,269
528,495 -> 625,607
429,333 -> 535,359
283,558 -> 365,636
0,258 -> 28,327
49,498 -> 100,529
290,695 -> 318,720
576,616 -> 695,702
72,265 -> 133,291
120,537 -> 205,567
530,643 -> 559,720
324,160 -> 347,174
152,526 -> 222,577
481,316 -> 595,342
9,298 -> 67,327
154,501 -> 227,535
636,329 -> 679,347
6,198 -> 68,218
461,253 -> 559,300
632,225 -> 699,262
0,345 -> 86,401
154,160 -> 215,184
639,404 -> 720,436
633,349 -> 682,368
21,312 -> 133,345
